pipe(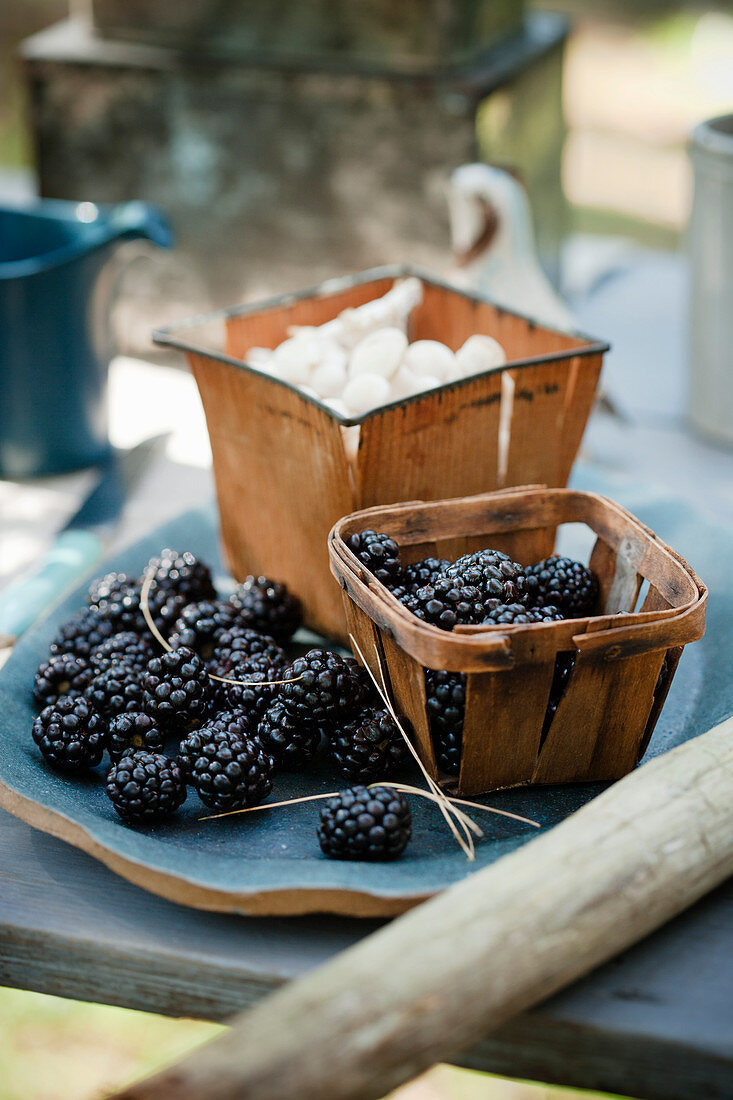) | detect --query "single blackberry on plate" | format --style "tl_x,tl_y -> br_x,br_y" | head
106,751 -> 186,824
32,696 -> 105,772
144,548 -> 216,605
90,631 -> 153,674
177,710 -> 253,777
211,651 -> 287,718
49,607 -> 115,660
525,556 -> 599,618
425,669 -> 466,776
107,711 -> 165,763
279,649 -> 368,729
445,548 -> 528,606
88,571 -> 130,609
86,666 -> 144,720
408,575 -> 482,631
318,785 -> 411,861
401,557 -> 452,596
229,576 -> 303,643
211,626 -> 285,669
481,601 -> 564,625
329,705 -> 409,782
257,700 -> 320,770
143,646 -> 213,731
345,530 -> 402,588
33,654 -> 91,709
168,600 -> 238,662
178,719 -> 274,812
